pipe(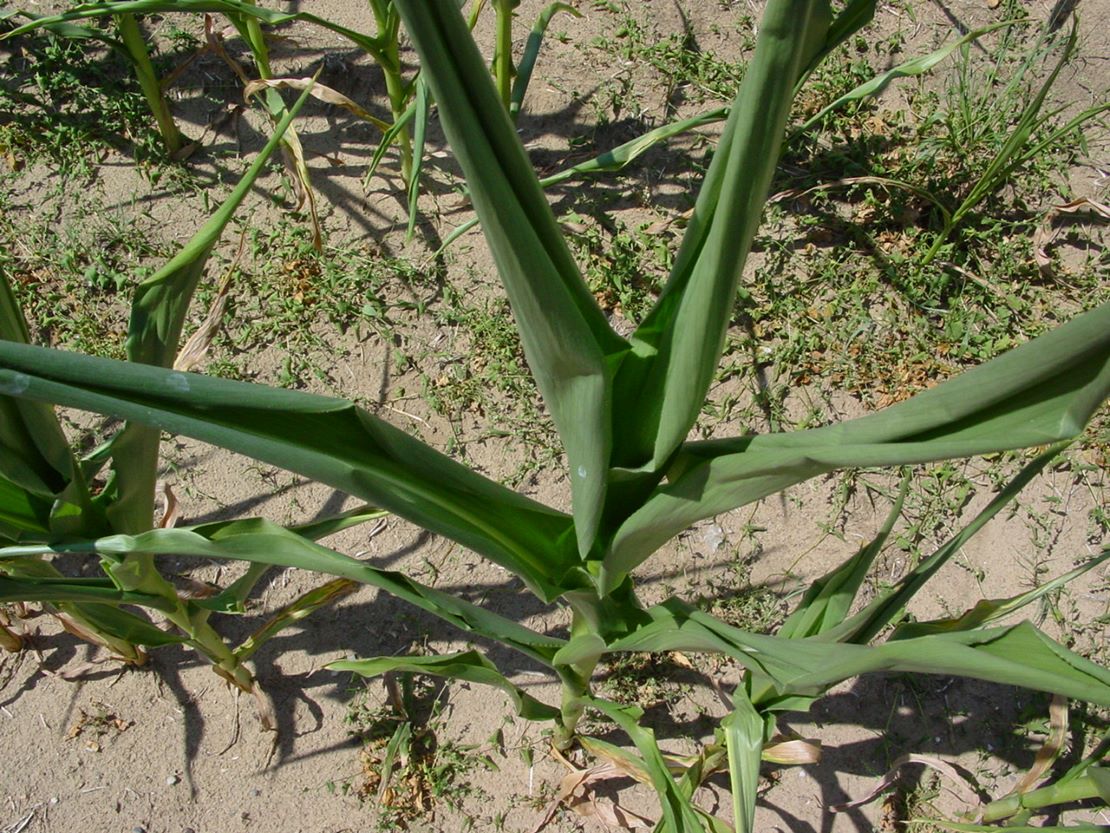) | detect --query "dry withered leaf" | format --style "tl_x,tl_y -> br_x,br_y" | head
174,232 -> 248,374
243,77 -> 390,131
66,703 -> 133,751
1004,694 -> 1068,798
